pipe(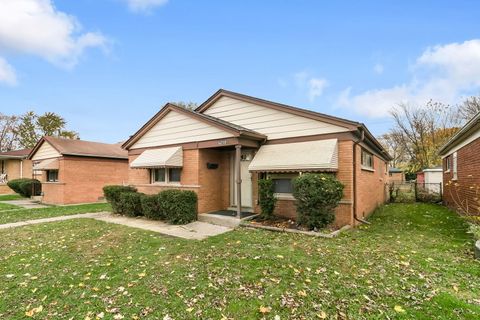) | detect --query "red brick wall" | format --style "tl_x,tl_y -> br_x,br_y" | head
41,156 -> 129,205
355,144 -> 388,220
197,149 -> 230,213
443,137 -> 480,215
128,148 -> 231,214
252,140 -> 356,227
